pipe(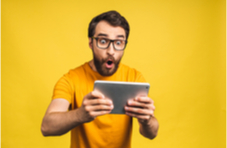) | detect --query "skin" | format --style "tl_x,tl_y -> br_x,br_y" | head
125,97 -> 159,139
89,21 -> 125,76
41,21 -> 159,139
